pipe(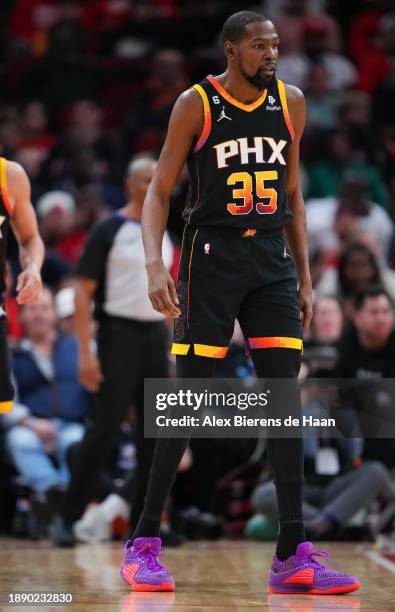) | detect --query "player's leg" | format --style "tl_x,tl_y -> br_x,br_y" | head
129,322 -> 171,533
239,230 -> 360,594
248,347 -> 305,561
133,352 -> 216,538
245,344 -> 360,594
121,225 -> 242,591
128,381 -> 156,534
120,353 -> 216,592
